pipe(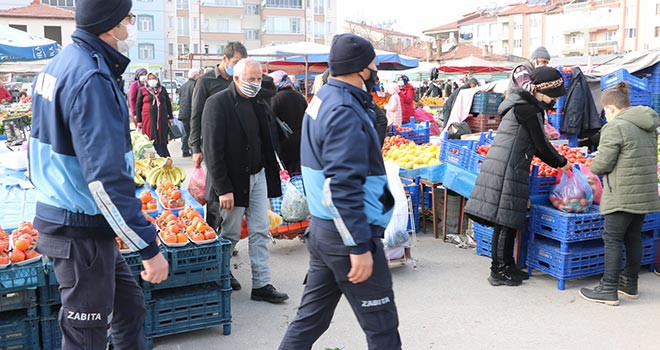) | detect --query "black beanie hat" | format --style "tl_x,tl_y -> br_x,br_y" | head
329,34 -> 376,76
531,66 -> 566,98
75,0 -> 133,36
